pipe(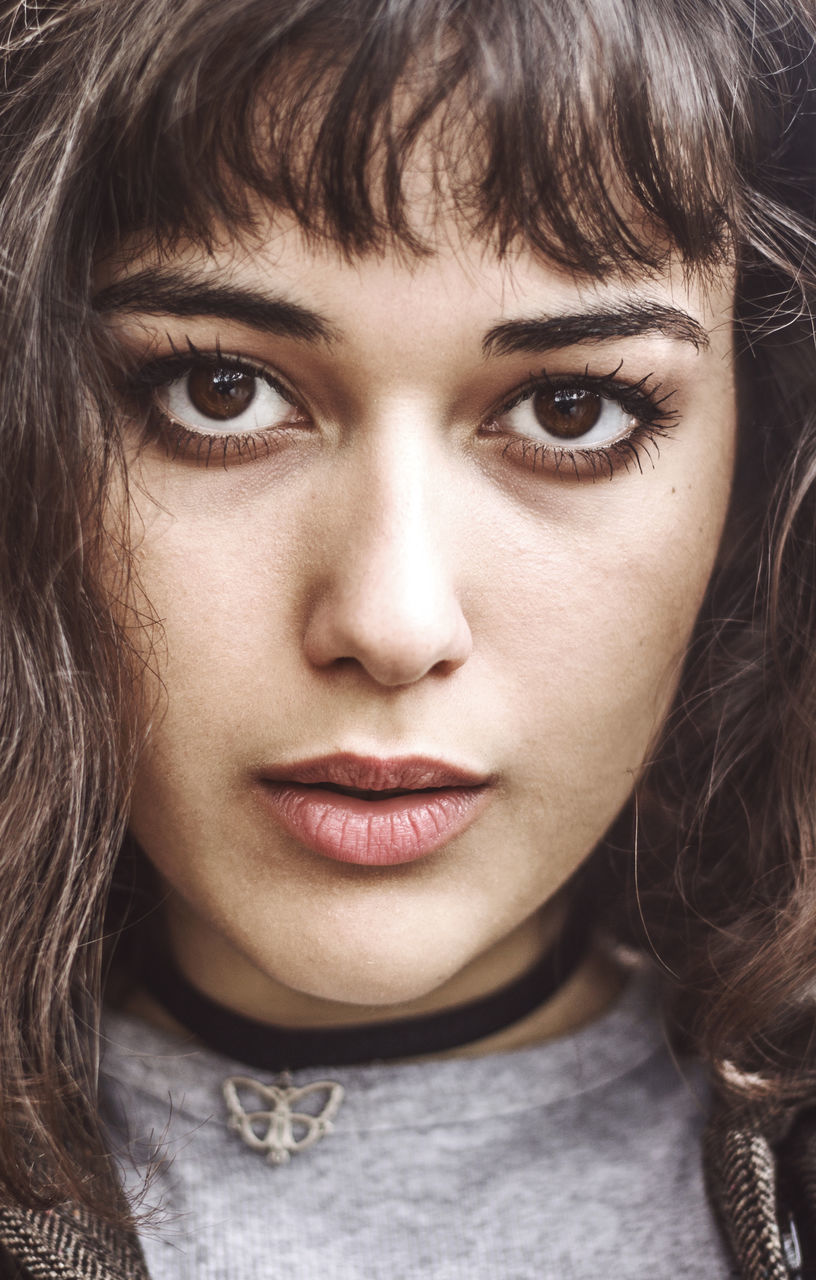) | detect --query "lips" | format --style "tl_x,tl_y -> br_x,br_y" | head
257,753 -> 491,866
